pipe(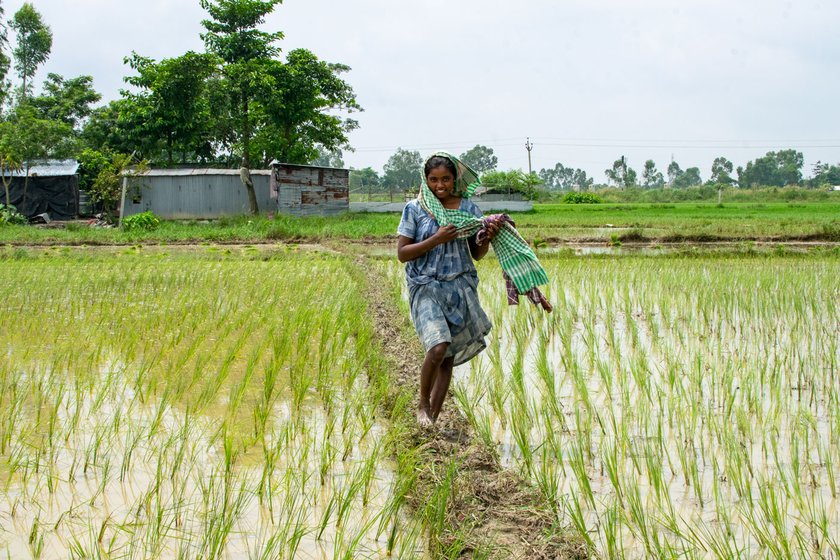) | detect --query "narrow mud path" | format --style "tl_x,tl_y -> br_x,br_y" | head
356,256 -> 587,559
